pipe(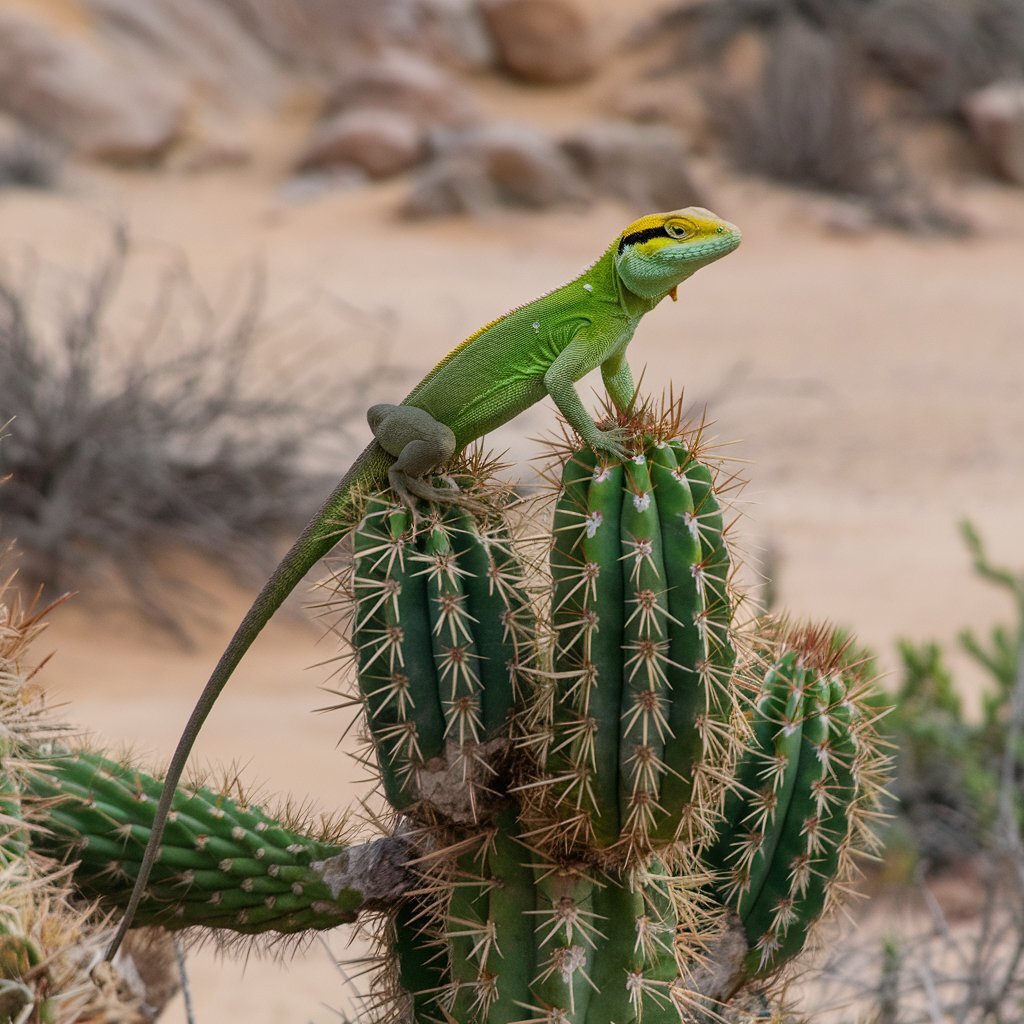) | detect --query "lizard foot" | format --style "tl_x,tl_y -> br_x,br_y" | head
388,467 -> 489,520
587,425 -> 633,464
